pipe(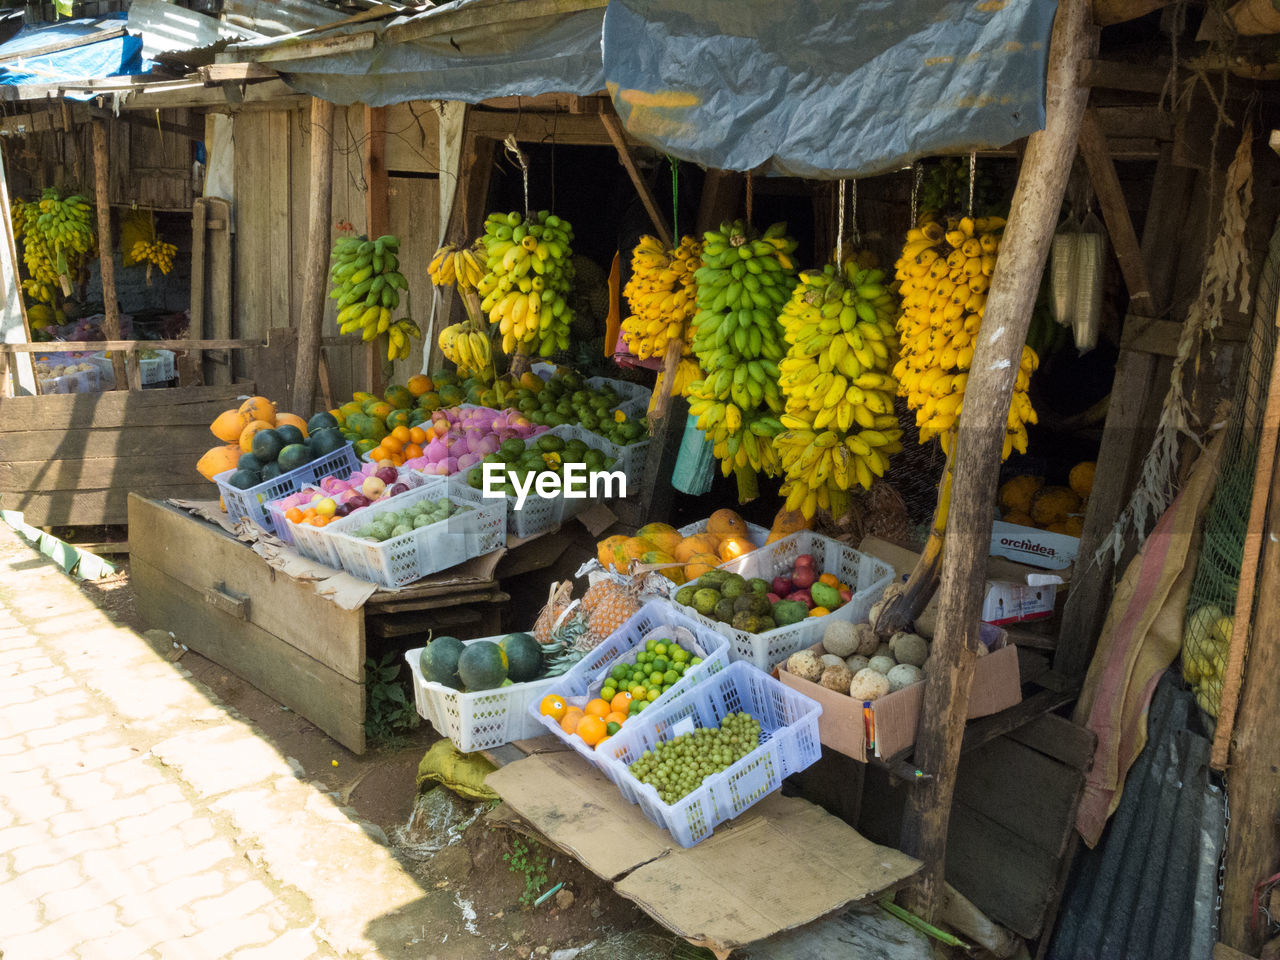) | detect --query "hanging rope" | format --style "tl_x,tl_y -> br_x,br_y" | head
968,151 -> 977,217
503,134 -> 531,218
910,162 -> 922,227
668,156 -> 679,241
850,177 -> 860,249
836,179 -> 846,267
746,172 -> 754,223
